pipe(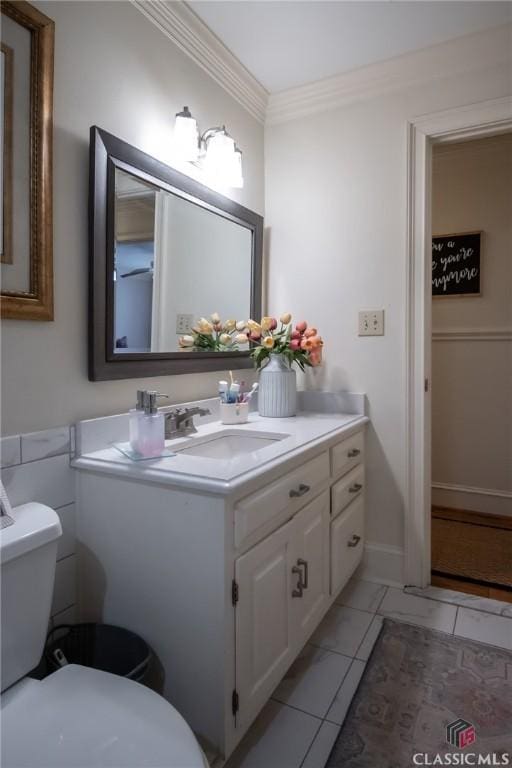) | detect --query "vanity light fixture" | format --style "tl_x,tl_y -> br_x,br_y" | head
173,107 -> 243,188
